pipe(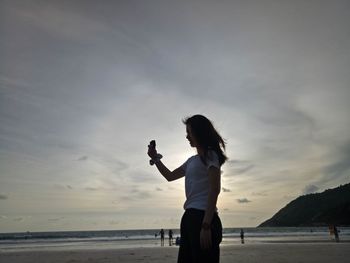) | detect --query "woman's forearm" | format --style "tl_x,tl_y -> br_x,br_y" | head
153,160 -> 185,182
155,160 -> 172,181
203,189 -> 219,225
203,168 -> 221,225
